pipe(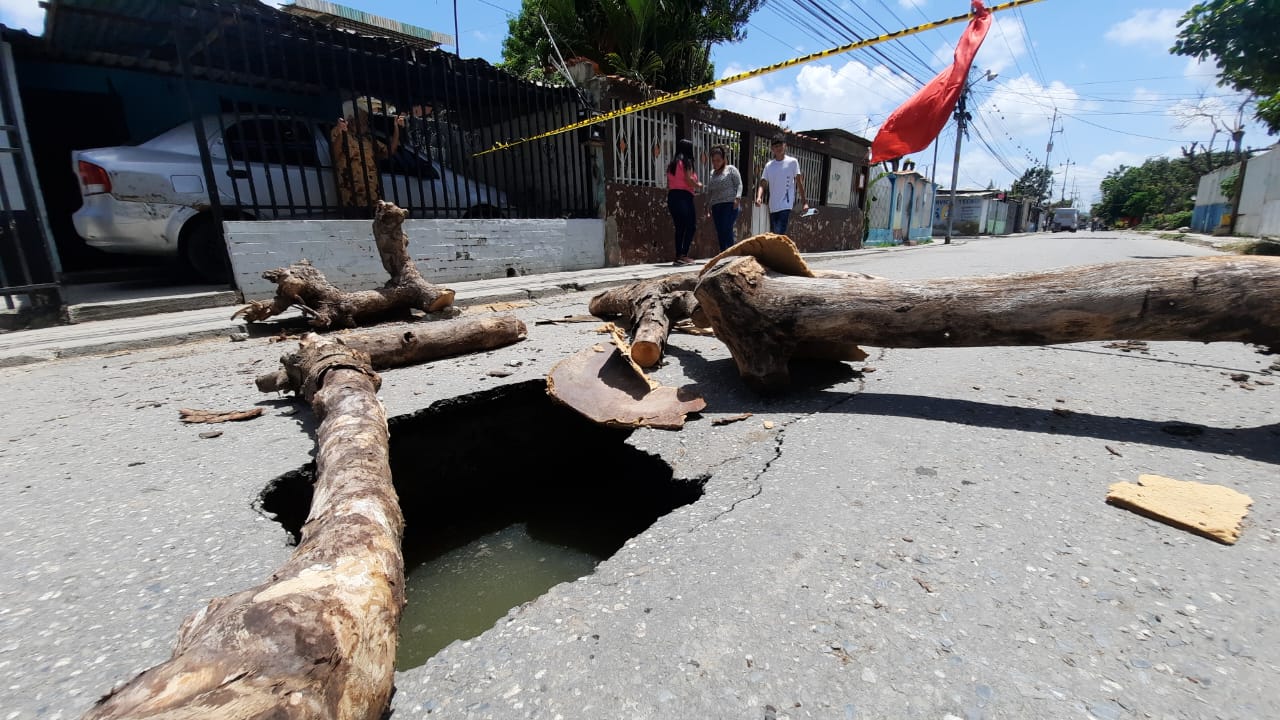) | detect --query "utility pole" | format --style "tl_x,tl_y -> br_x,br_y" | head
1060,159 -> 1073,203
1044,109 -> 1062,204
945,83 -> 970,245
944,70 -> 996,243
